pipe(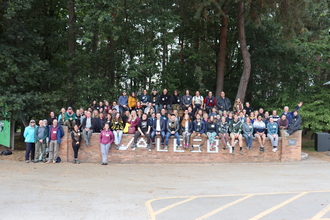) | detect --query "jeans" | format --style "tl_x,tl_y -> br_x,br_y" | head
113,130 -> 123,145
151,131 -> 165,143
243,134 -> 253,147
153,104 -> 159,113
83,129 -> 93,145
100,143 -> 110,163
25,142 -> 35,161
48,140 -> 59,162
165,132 -> 180,145
267,133 -> 278,147
159,104 -> 171,113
